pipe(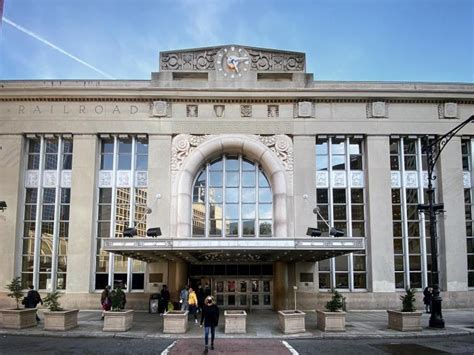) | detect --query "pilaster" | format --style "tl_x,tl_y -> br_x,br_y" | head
366,136 -> 395,292
438,137 -> 468,291
66,135 -> 98,292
